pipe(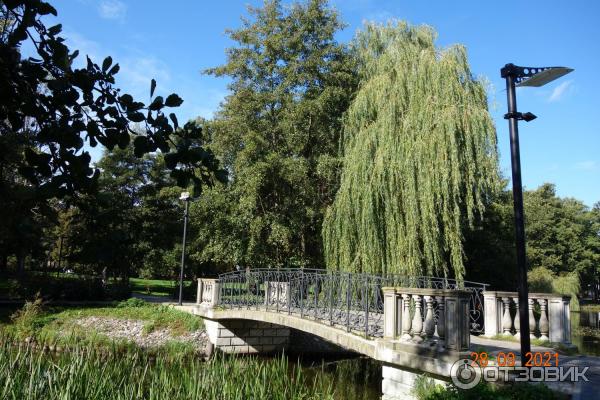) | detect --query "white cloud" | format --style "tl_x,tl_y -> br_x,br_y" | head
574,160 -> 598,171
548,80 -> 573,102
63,31 -> 104,66
118,56 -> 172,100
98,0 -> 127,21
